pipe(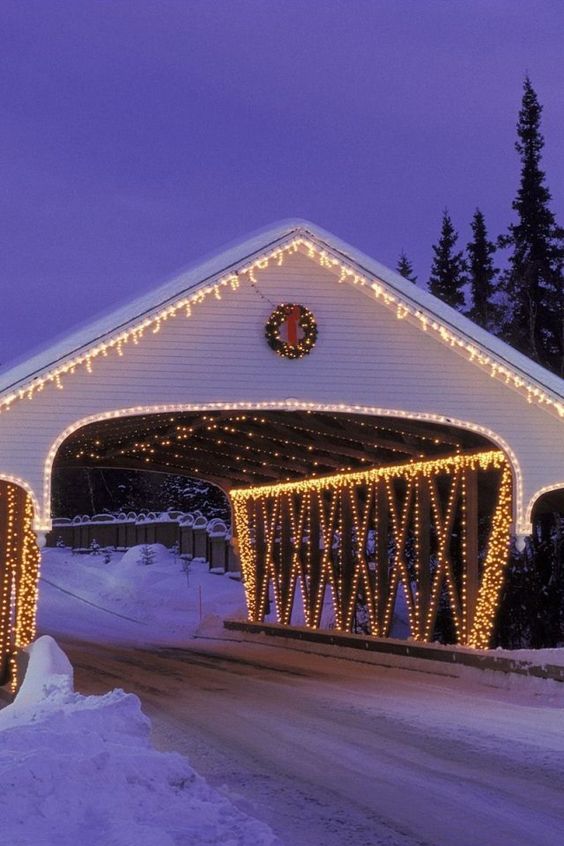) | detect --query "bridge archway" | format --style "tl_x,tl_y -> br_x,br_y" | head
0,220 -> 561,673
42,402 -> 523,528
47,405 -> 513,649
